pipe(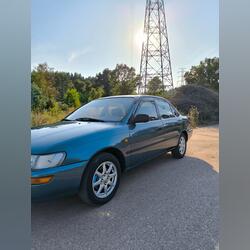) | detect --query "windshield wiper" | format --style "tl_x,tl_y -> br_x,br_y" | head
62,118 -> 73,121
75,117 -> 105,122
